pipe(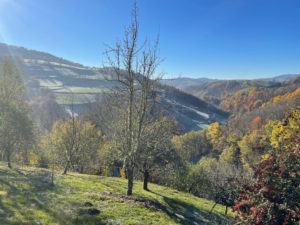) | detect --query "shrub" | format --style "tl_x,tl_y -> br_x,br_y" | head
234,120 -> 300,224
